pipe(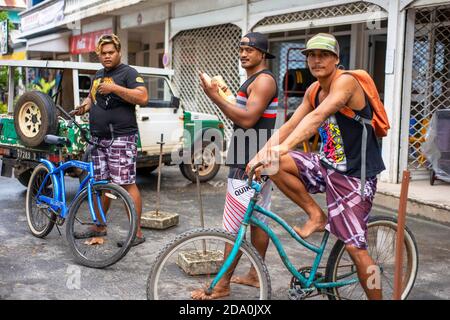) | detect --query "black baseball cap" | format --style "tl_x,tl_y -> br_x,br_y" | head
240,32 -> 276,59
